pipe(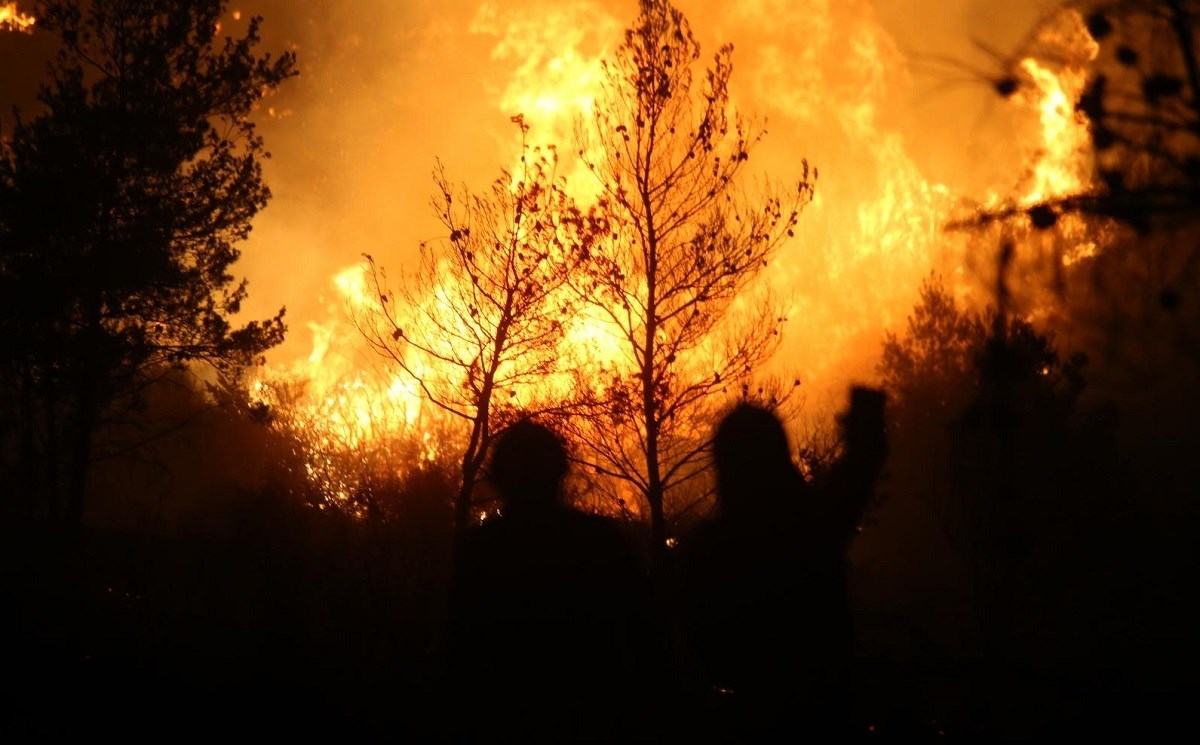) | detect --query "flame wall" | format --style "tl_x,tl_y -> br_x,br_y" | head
227,0 -> 1069,418
2,0 -> 1085,451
